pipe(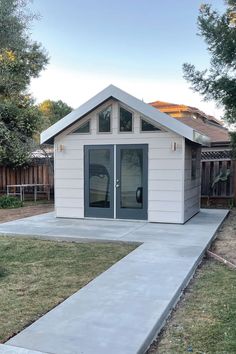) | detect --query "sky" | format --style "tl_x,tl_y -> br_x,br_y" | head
29,0 -> 225,119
